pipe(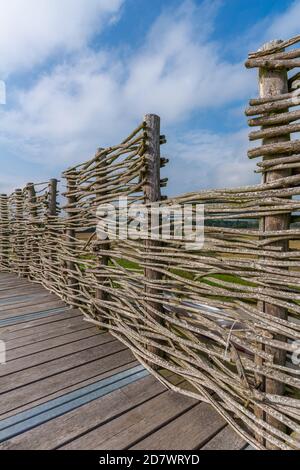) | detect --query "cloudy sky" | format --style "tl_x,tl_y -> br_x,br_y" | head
0,0 -> 299,195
